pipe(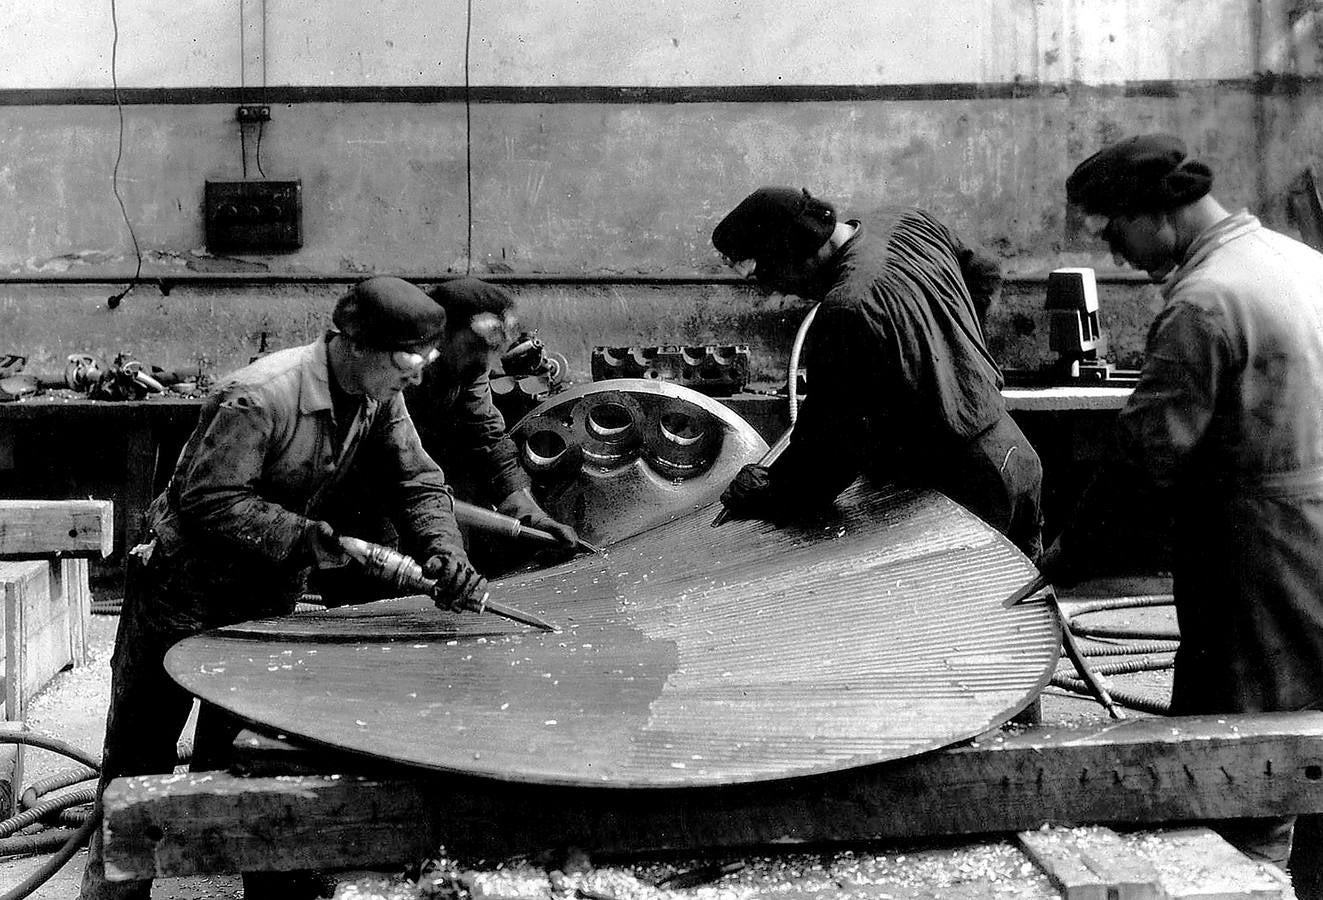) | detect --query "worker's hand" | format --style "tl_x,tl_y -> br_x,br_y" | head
301,519 -> 350,568
498,489 -> 579,549
719,464 -> 775,519
422,550 -> 488,612
1034,537 -> 1078,588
